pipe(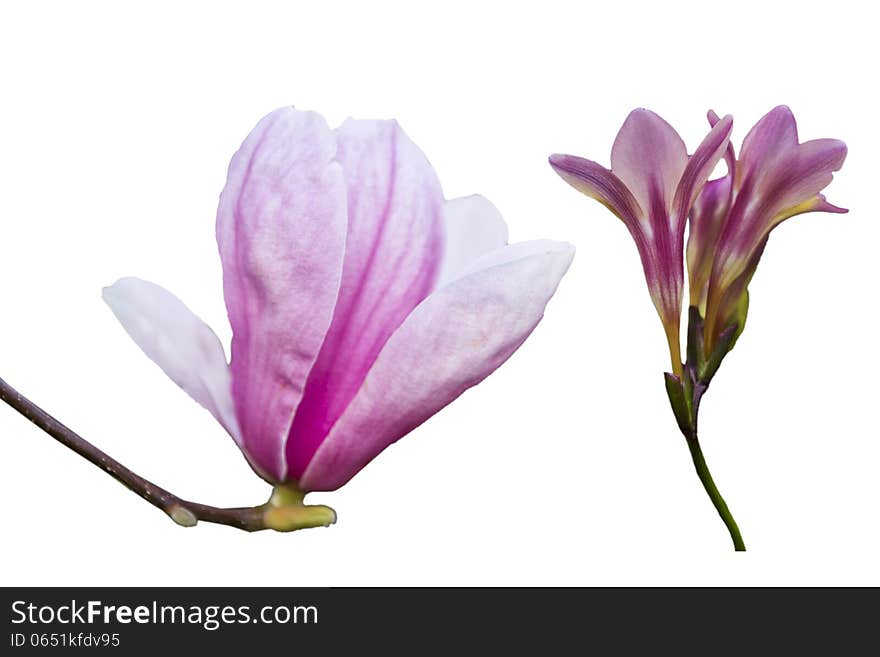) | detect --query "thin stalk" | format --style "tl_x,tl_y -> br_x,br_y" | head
685,433 -> 745,551
0,376 -> 335,532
